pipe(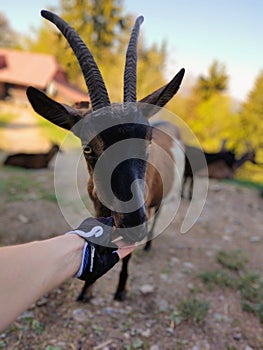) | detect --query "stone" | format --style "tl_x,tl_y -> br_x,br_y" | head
17,311 -> 34,320
72,308 -> 89,323
183,262 -> 195,269
141,329 -> 151,338
140,284 -> 155,294
156,298 -> 169,312
18,214 -> 29,224
150,346 -> 159,350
